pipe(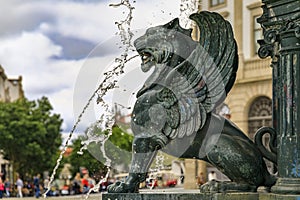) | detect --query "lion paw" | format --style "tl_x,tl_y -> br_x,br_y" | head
107,181 -> 137,193
200,180 -> 220,193
200,180 -> 257,193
